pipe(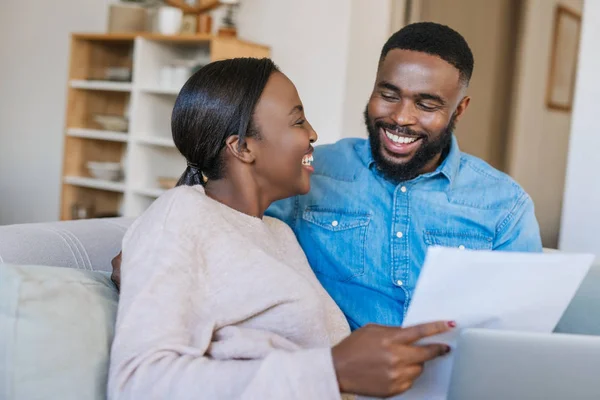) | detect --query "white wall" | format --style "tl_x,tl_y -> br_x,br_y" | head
237,0 -> 353,145
506,0 -> 583,248
340,0 -> 393,139
415,0 -> 520,171
559,0 -> 600,255
0,0 -> 108,225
